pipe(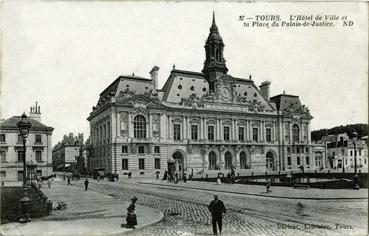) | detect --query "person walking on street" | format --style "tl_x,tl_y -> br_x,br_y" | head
266,179 -> 272,193
84,178 -> 89,191
208,194 -> 226,235
125,197 -> 138,229
67,177 -> 71,186
47,179 -> 51,188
